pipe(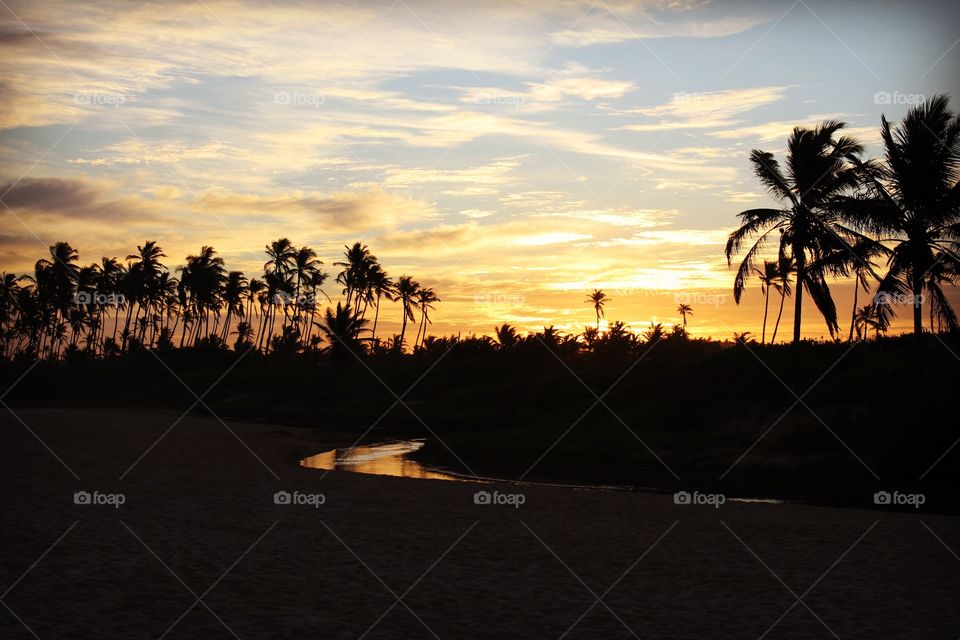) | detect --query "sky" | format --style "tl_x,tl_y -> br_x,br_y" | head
2,0 -> 959,341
